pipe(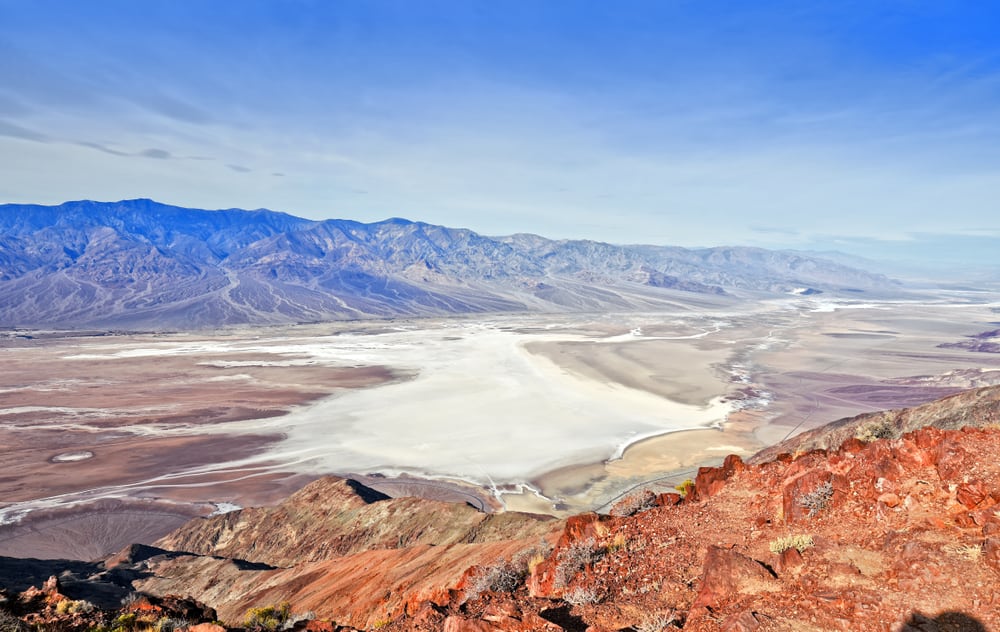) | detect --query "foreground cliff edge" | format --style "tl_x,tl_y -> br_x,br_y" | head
3,385 -> 1000,631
